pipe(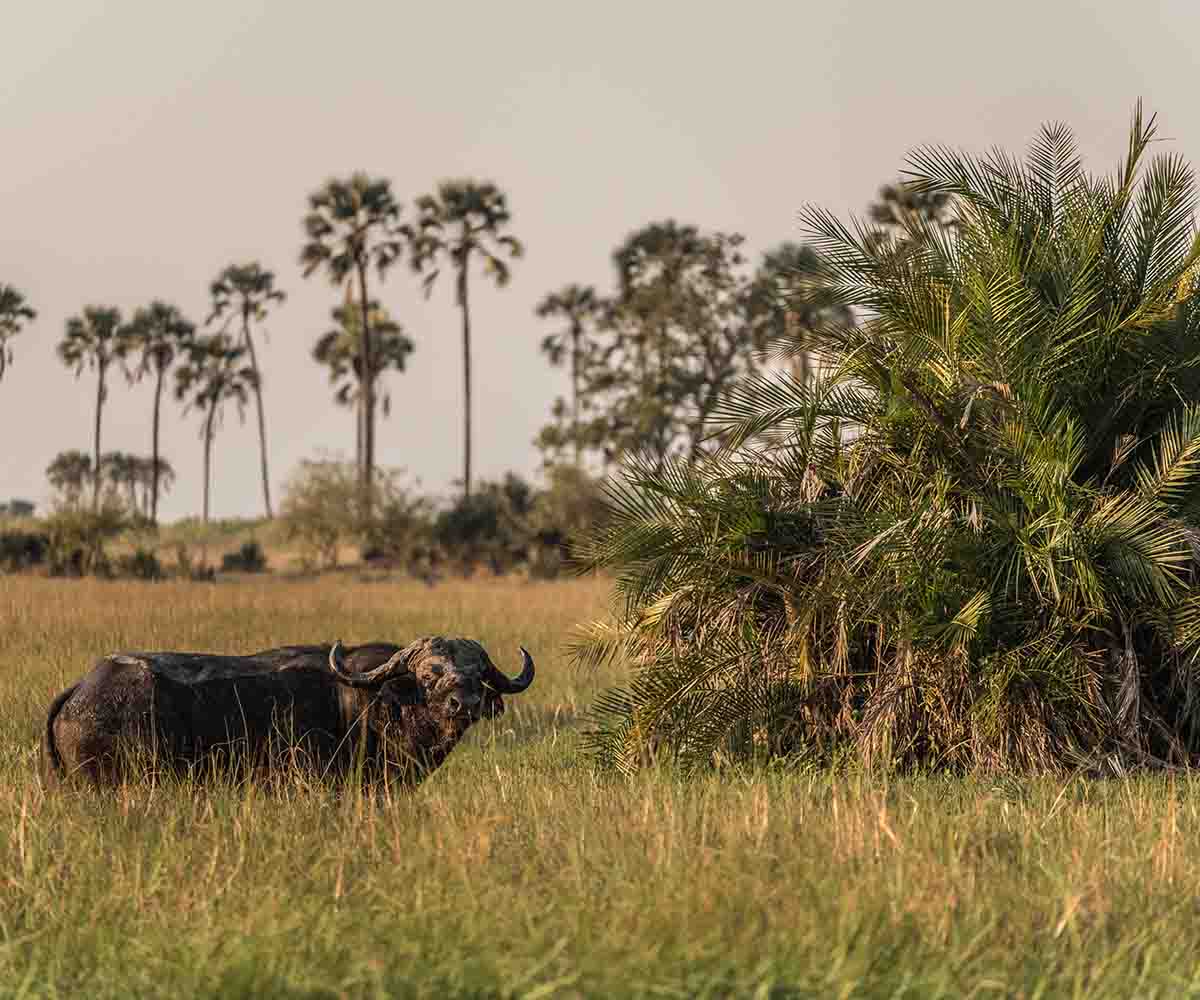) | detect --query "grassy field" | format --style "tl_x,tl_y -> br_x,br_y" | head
3,576 -> 1200,997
